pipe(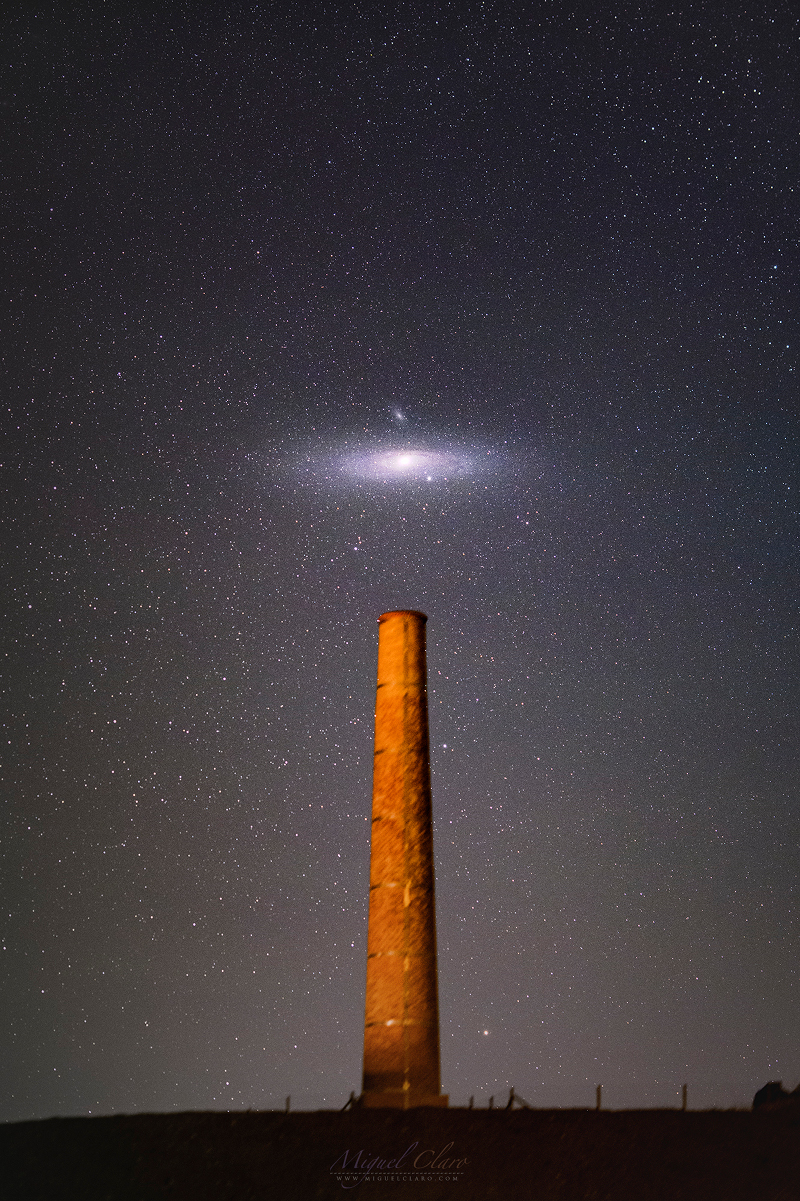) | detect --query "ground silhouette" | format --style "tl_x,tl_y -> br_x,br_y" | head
3,1106 -> 800,1199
